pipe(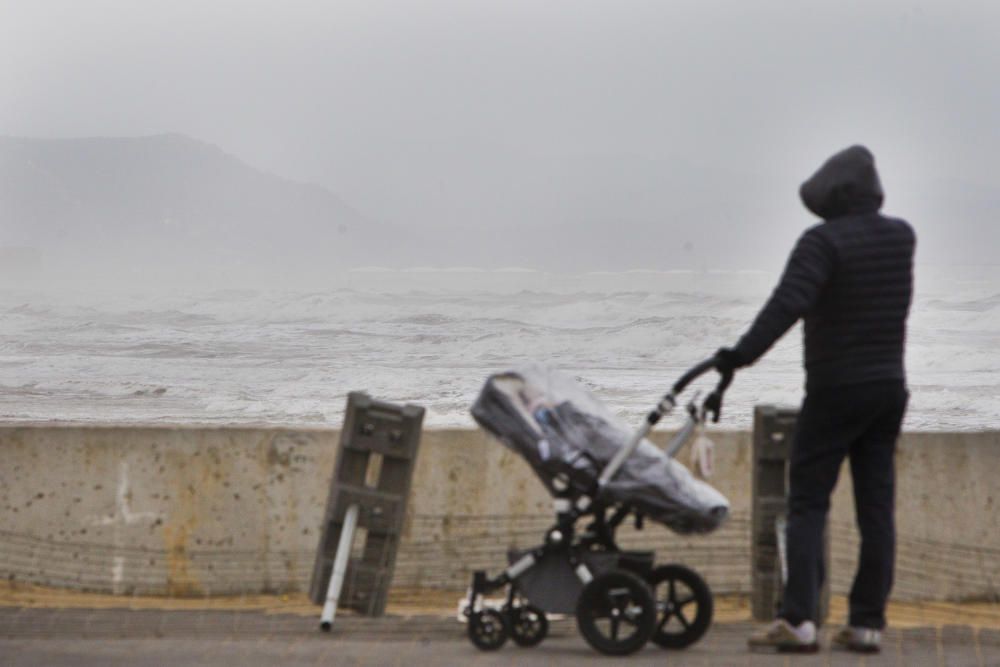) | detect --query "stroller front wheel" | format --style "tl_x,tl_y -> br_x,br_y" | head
647,564 -> 713,649
468,608 -> 509,651
507,604 -> 548,647
576,569 -> 656,656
